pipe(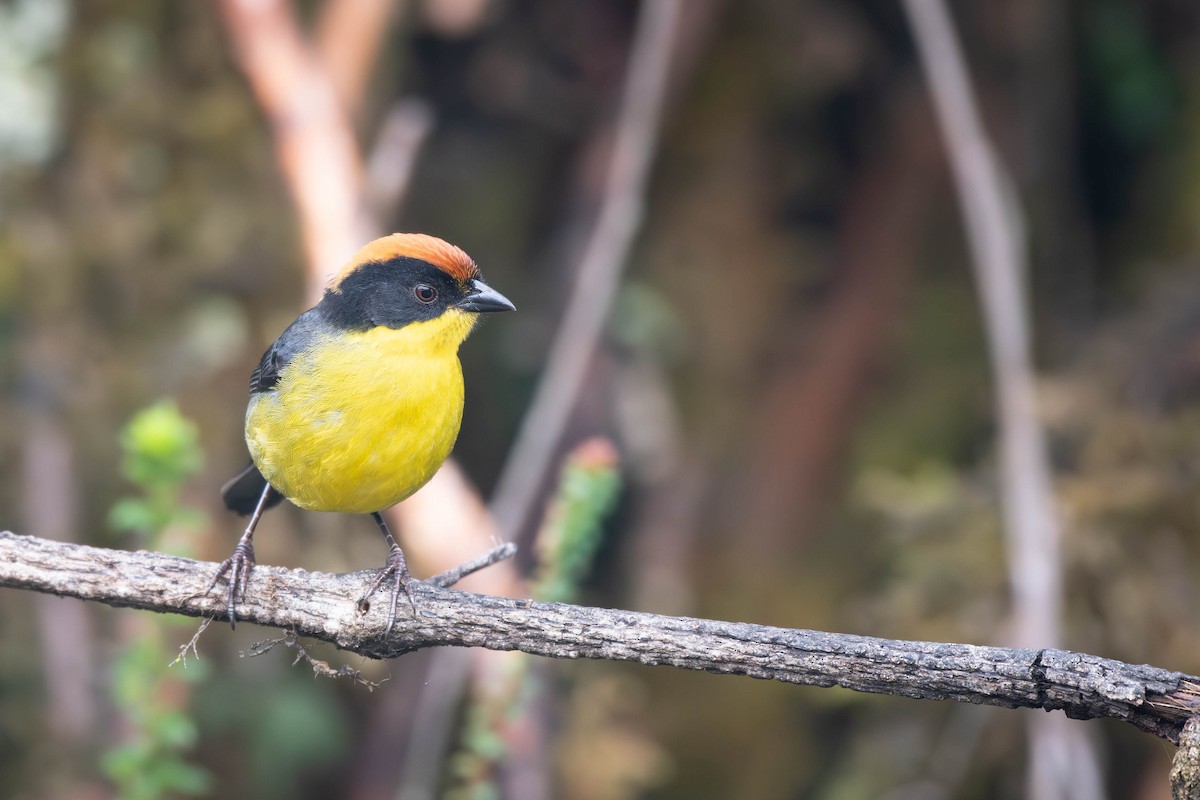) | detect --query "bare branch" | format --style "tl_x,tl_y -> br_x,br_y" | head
314,0 -> 403,120
488,0 -> 686,536
363,99 -> 435,224
246,630 -> 384,689
216,0 -> 370,303
2,531 -> 1196,744
427,542 -> 518,588
902,1 -> 1099,796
